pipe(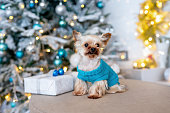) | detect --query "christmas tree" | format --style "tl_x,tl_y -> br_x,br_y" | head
0,0 -> 114,112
